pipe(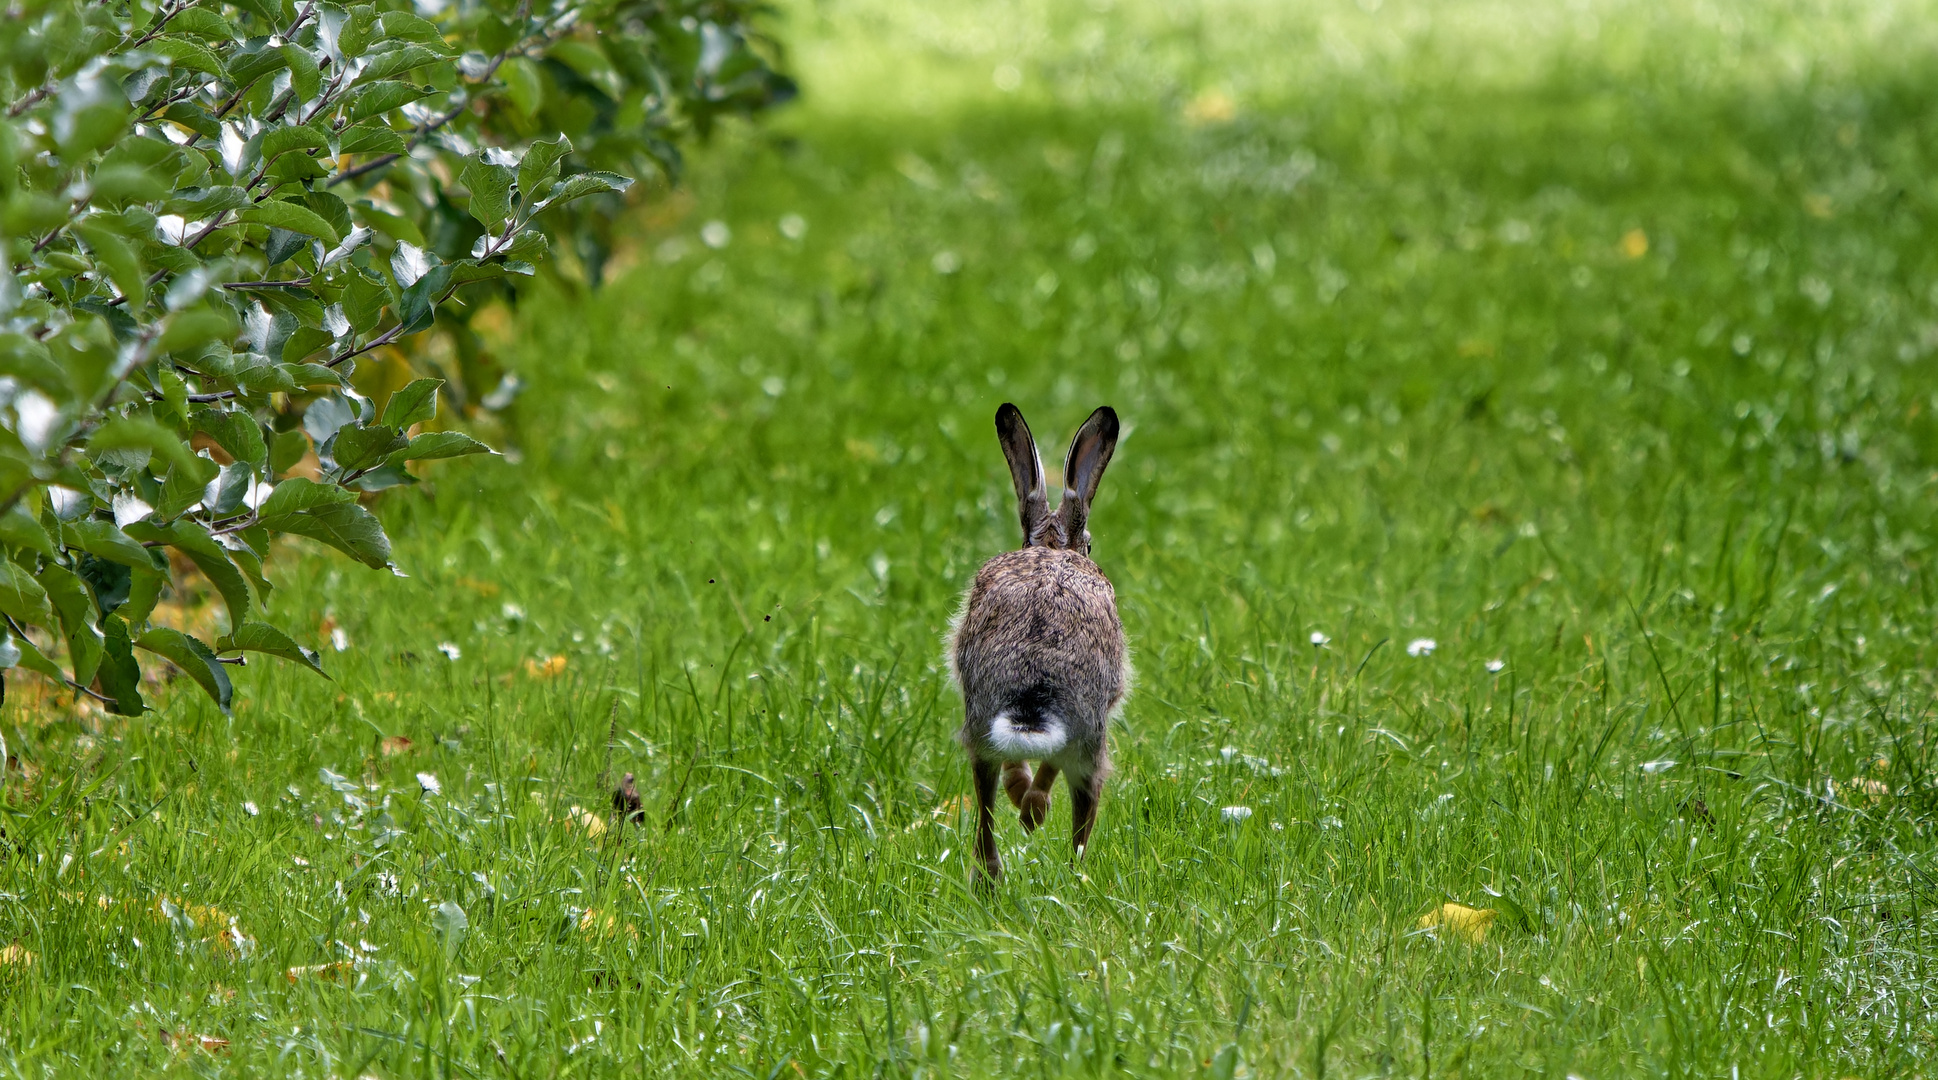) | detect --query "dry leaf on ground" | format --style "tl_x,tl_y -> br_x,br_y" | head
525,655 -> 568,679
286,960 -> 357,983
1417,903 -> 1497,943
